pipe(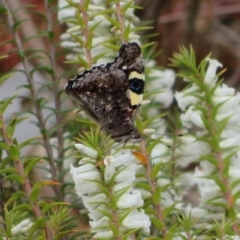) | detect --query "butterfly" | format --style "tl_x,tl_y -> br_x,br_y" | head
65,42 -> 145,142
